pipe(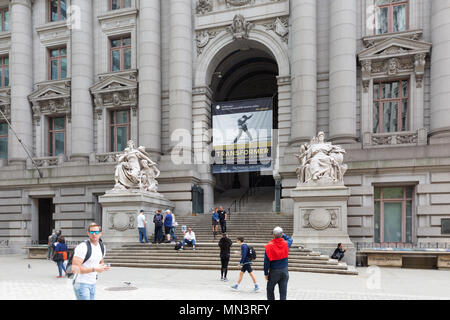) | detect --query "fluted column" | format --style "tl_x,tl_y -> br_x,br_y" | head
71,0 -> 94,159
168,0 -> 193,152
9,0 -> 33,163
290,0 -> 317,144
328,0 -> 357,143
430,0 -> 450,141
138,0 -> 161,154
